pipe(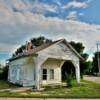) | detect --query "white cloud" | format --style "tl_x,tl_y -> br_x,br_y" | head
0,0 -> 100,63
0,43 -> 19,53
0,0 -> 59,21
66,11 -> 84,21
79,13 -> 84,16
11,0 -> 58,13
62,1 -> 87,9
67,11 -> 78,20
0,9 -> 100,55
